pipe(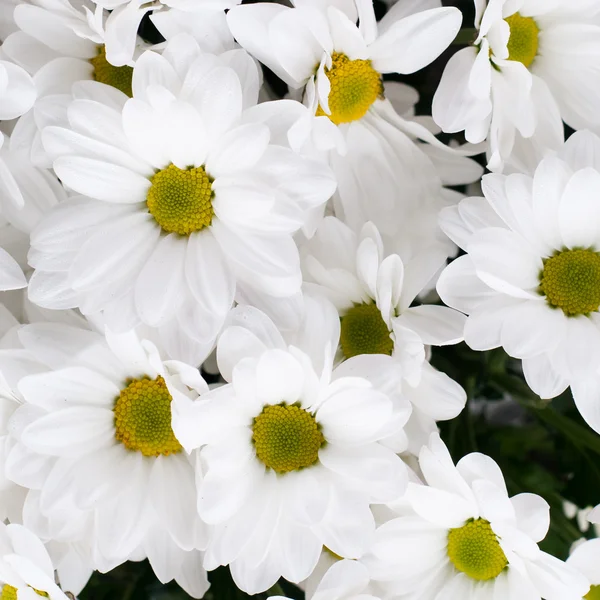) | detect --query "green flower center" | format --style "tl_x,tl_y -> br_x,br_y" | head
505,13 -> 539,68
316,52 -> 383,125
146,164 -> 214,236
539,248 -> 600,316
89,45 -> 134,97
113,376 -> 182,457
447,518 -> 508,581
1,586 -> 48,600
340,303 -> 393,359
586,585 -> 600,600
252,403 -> 324,474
